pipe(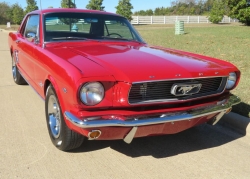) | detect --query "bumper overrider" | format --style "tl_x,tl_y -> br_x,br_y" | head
64,94 -> 240,143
